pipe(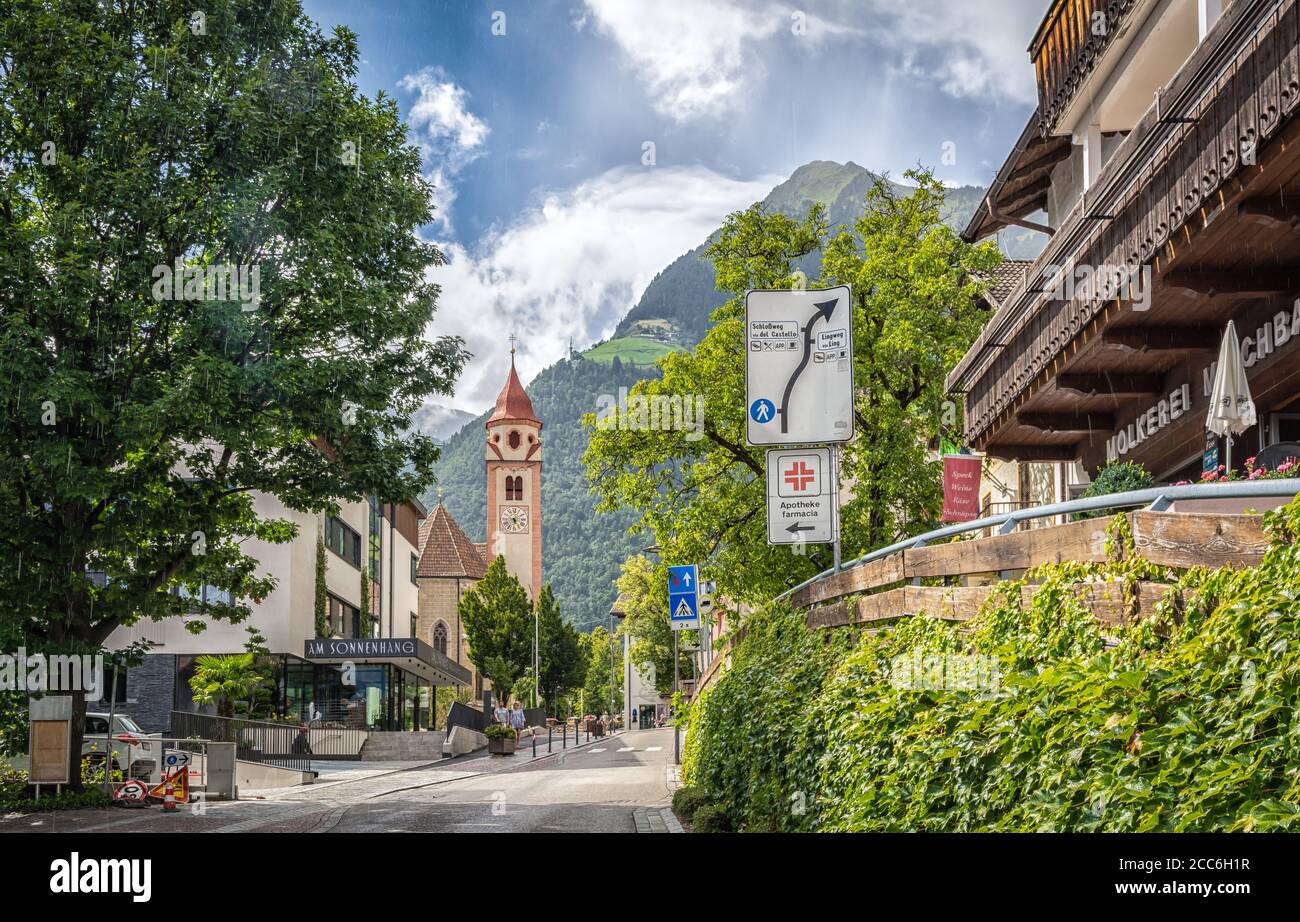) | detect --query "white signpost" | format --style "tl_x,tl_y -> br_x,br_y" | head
766,447 -> 837,545
745,286 -> 854,447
